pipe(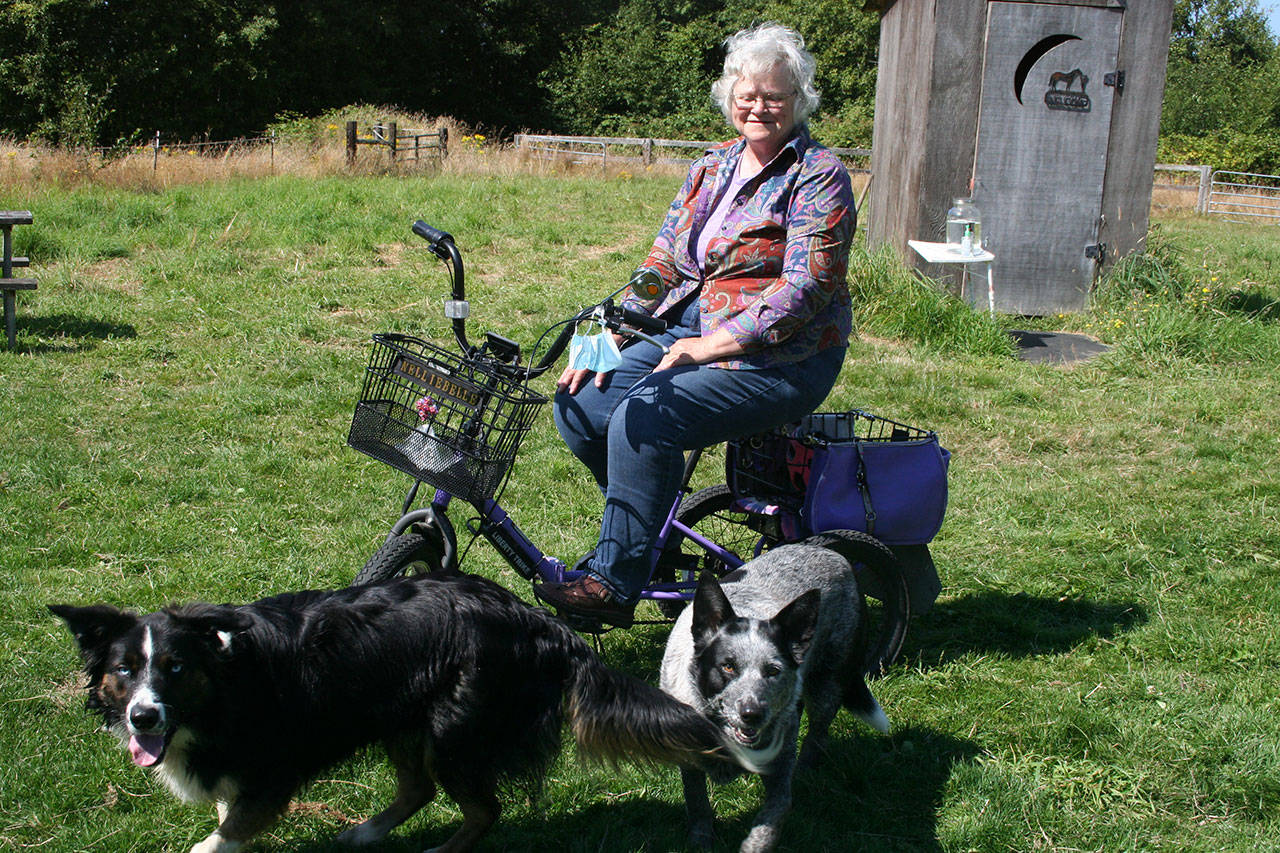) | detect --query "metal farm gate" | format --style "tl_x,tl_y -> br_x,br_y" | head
1207,171 -> 1280,224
